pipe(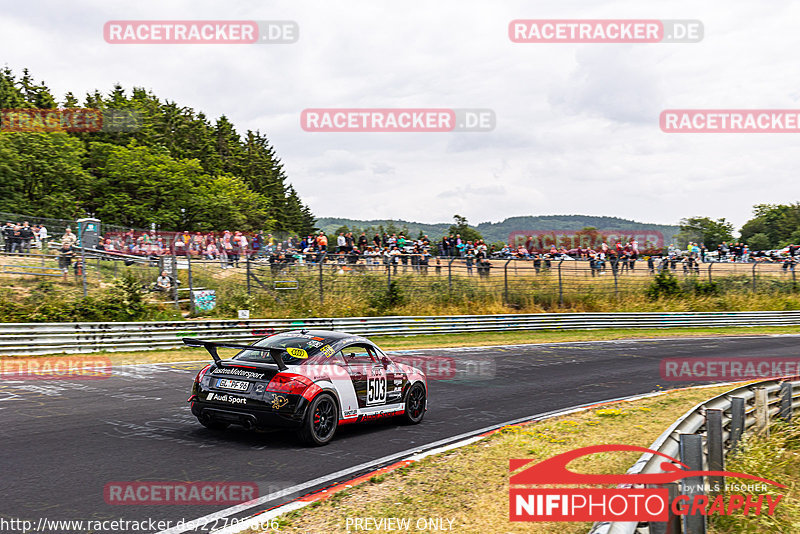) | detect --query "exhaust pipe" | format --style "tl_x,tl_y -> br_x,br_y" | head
241,417 -> 256,430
